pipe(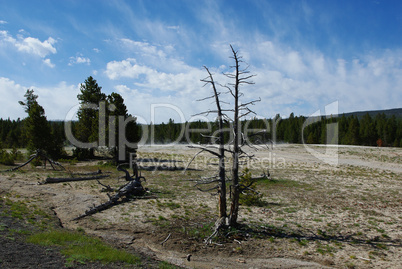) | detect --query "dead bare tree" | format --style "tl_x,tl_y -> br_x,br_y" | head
225,45 -> 259,226
189,65 -> 228,226
188,45 -> 261,233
